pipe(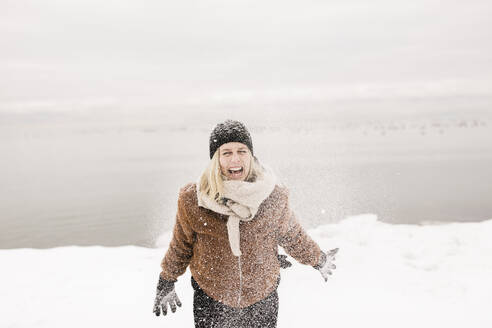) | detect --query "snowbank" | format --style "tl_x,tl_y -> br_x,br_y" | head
2,214 -> 491,327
